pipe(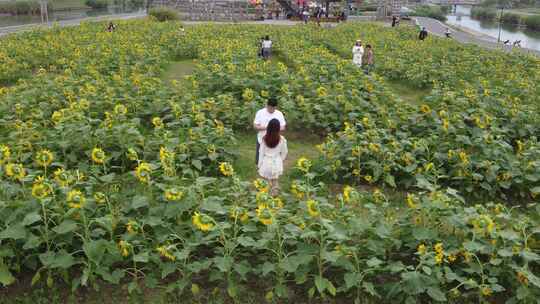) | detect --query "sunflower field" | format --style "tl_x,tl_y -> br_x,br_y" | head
0,20 -> 539,303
